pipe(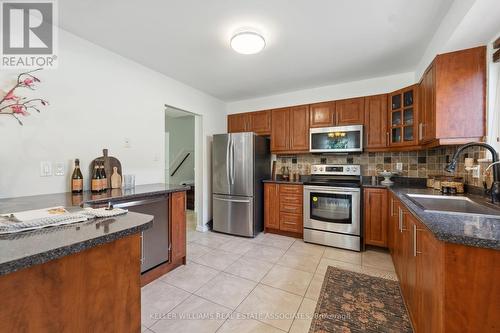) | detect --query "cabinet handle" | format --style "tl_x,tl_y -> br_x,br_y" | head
390,199 -> 394,217
398,207 -> 402,232
386,132 -> 390,146
419,123 -> 423,141
140,232 -> 145,264
413,224 -> 417,257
